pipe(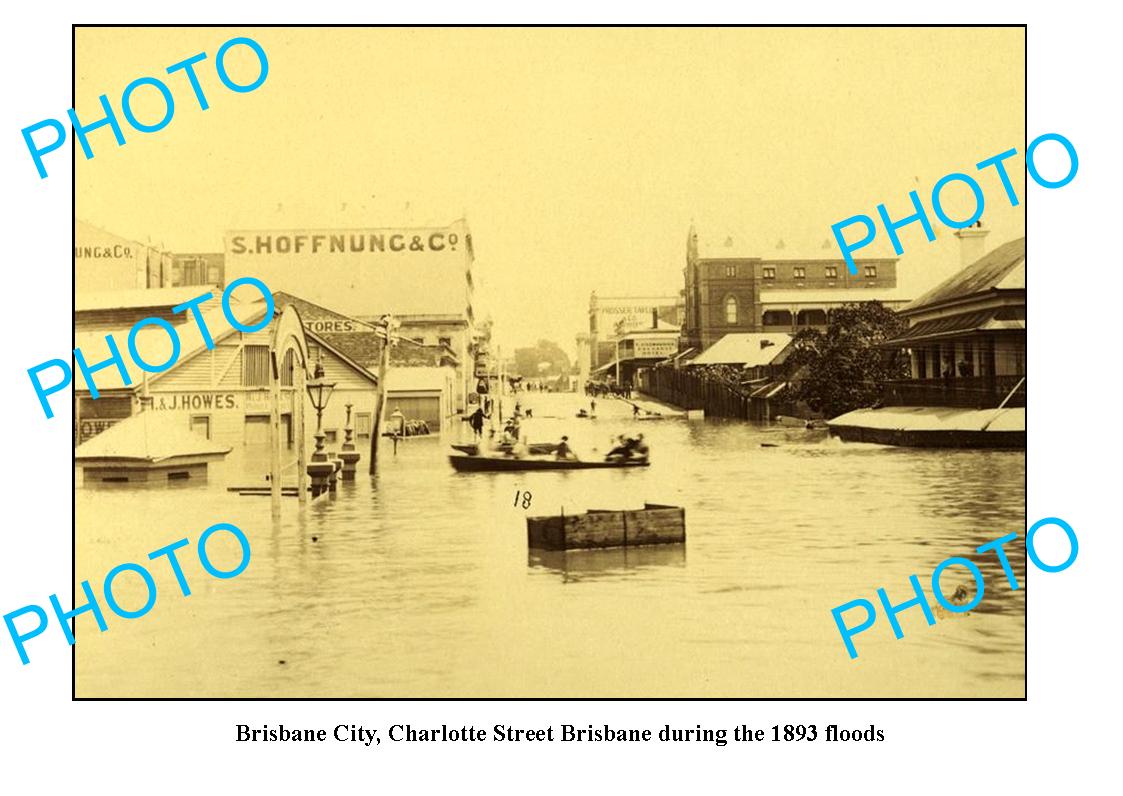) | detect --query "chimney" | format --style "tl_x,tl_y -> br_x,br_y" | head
954,220 -> 989,267
652,308 -> 658,329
